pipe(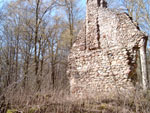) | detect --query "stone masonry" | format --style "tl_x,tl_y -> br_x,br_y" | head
67,0 -> 147,98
